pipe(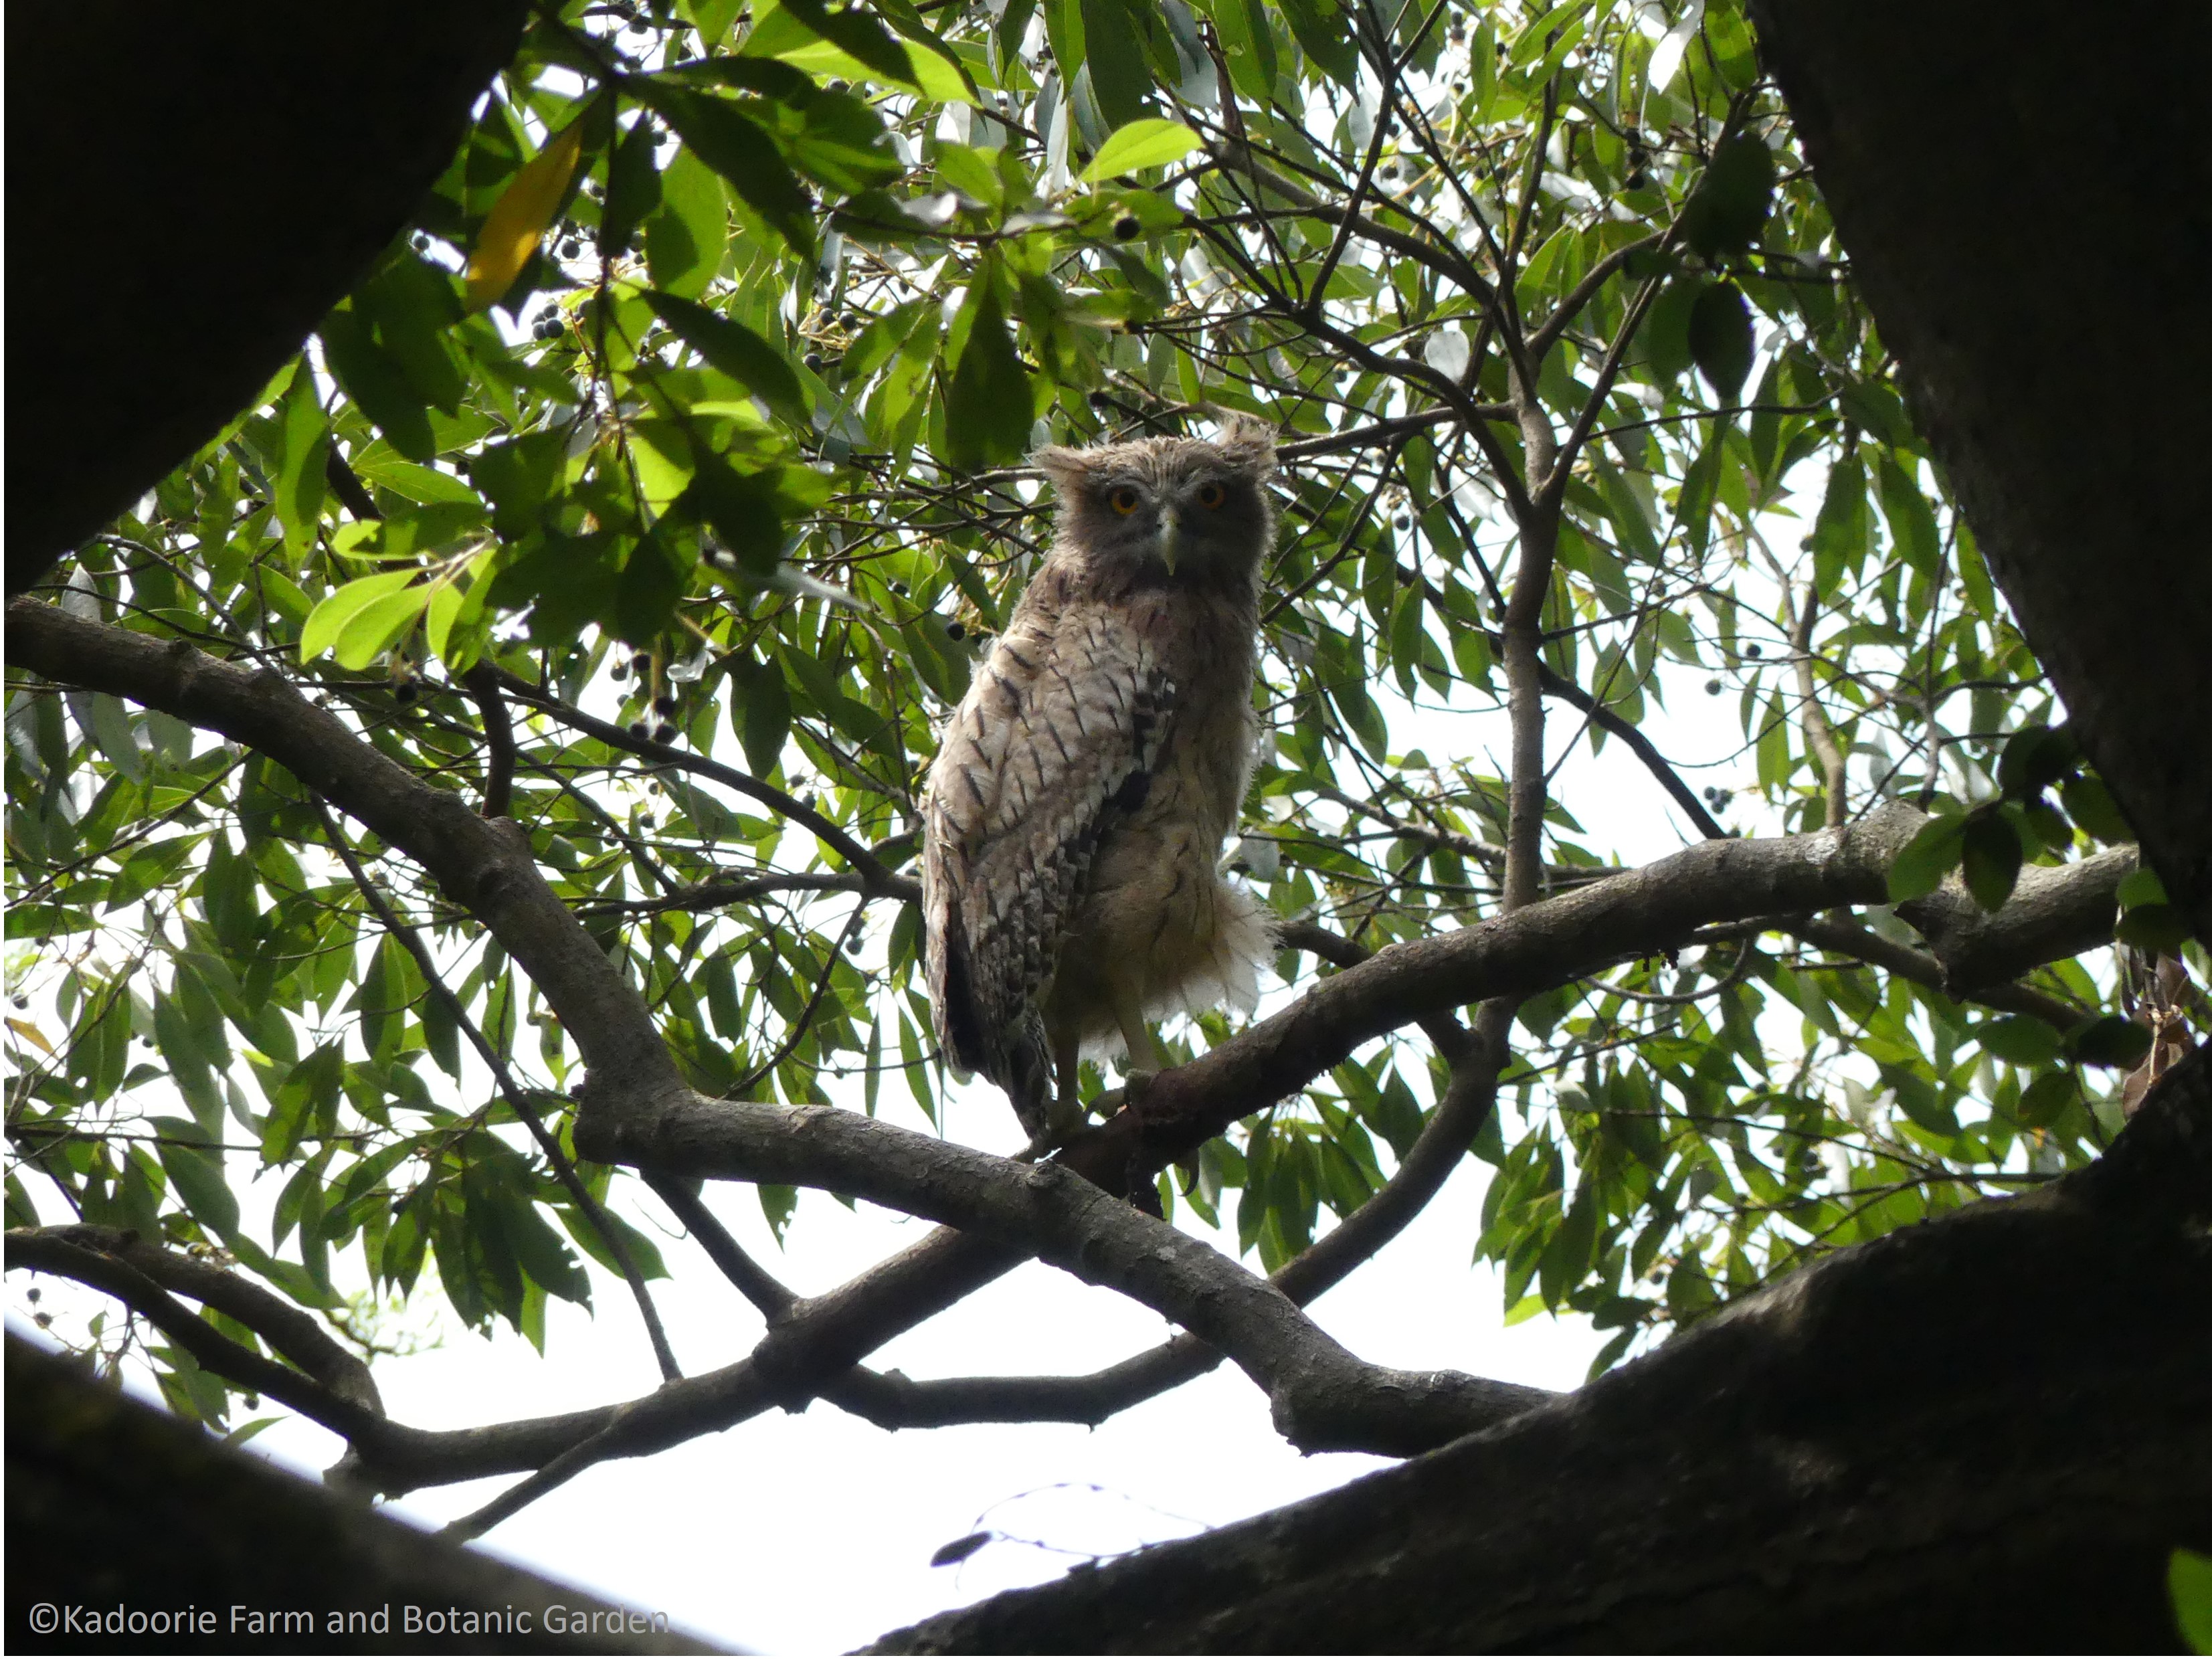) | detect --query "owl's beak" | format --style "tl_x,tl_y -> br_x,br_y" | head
1156,508 -> 1184,573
